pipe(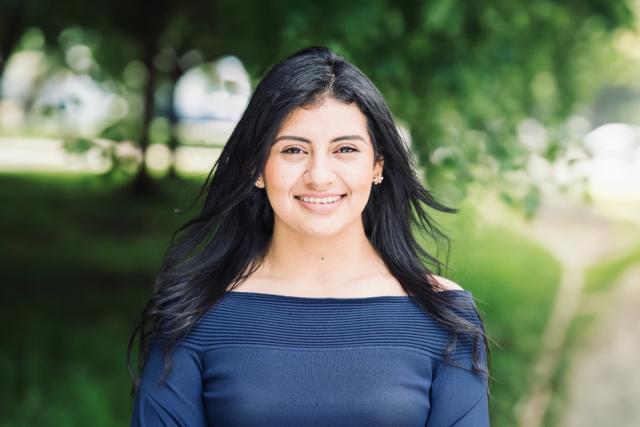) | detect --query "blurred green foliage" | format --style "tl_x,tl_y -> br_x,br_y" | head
0,0 -> 635,206
584,243 -> 640,292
